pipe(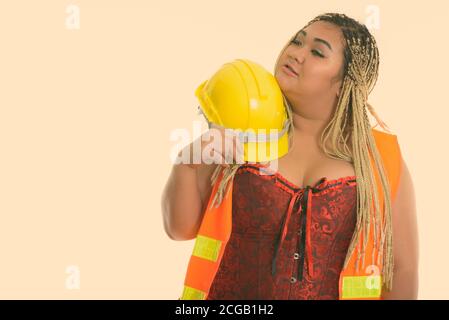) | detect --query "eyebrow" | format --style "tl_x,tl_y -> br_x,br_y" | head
298,30 -> 333,52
